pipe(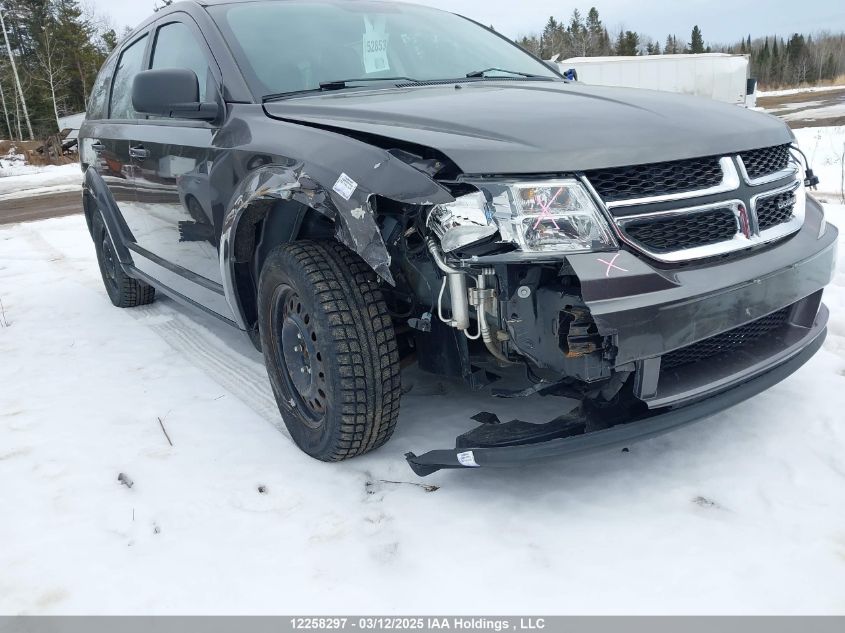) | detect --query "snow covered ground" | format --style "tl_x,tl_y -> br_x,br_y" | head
0,202 -> 844,614
794,126 -> 845,201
